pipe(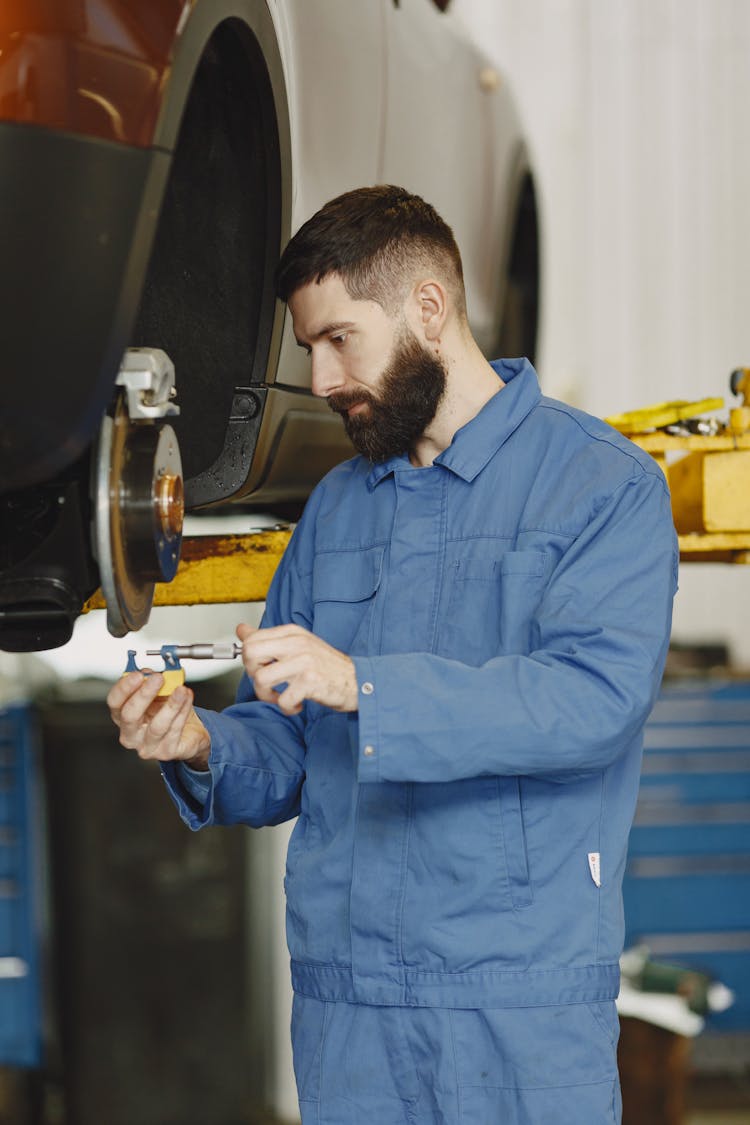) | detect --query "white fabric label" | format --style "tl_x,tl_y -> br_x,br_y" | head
588,851 -> 601,887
